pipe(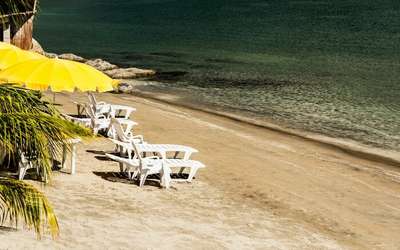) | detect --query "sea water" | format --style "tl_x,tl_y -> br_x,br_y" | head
35,0 -> 400,150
